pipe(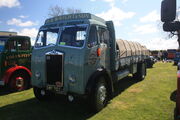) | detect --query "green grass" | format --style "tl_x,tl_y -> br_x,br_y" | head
0,62 -> 177,120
